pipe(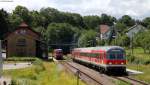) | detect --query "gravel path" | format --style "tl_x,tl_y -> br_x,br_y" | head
3,62 -> 32,70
